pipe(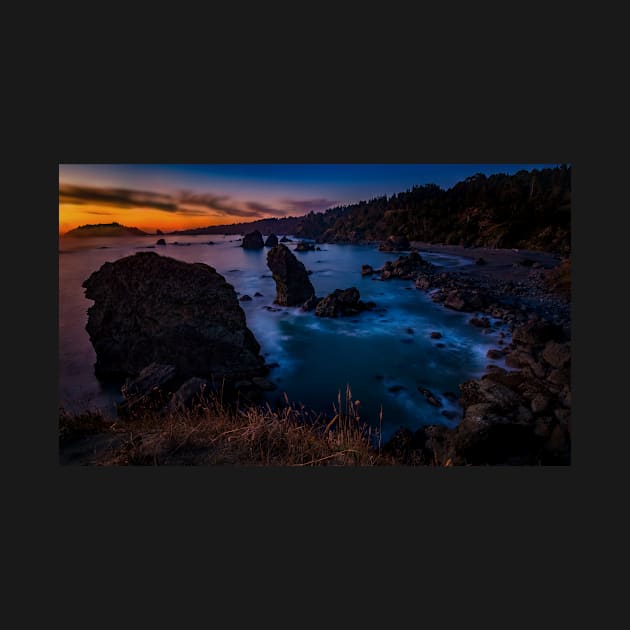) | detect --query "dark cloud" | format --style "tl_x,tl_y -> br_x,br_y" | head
59,184 -> 290,220
60,184 -> 178,212
281,198 -> 337,214
244,201 -> 286,217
